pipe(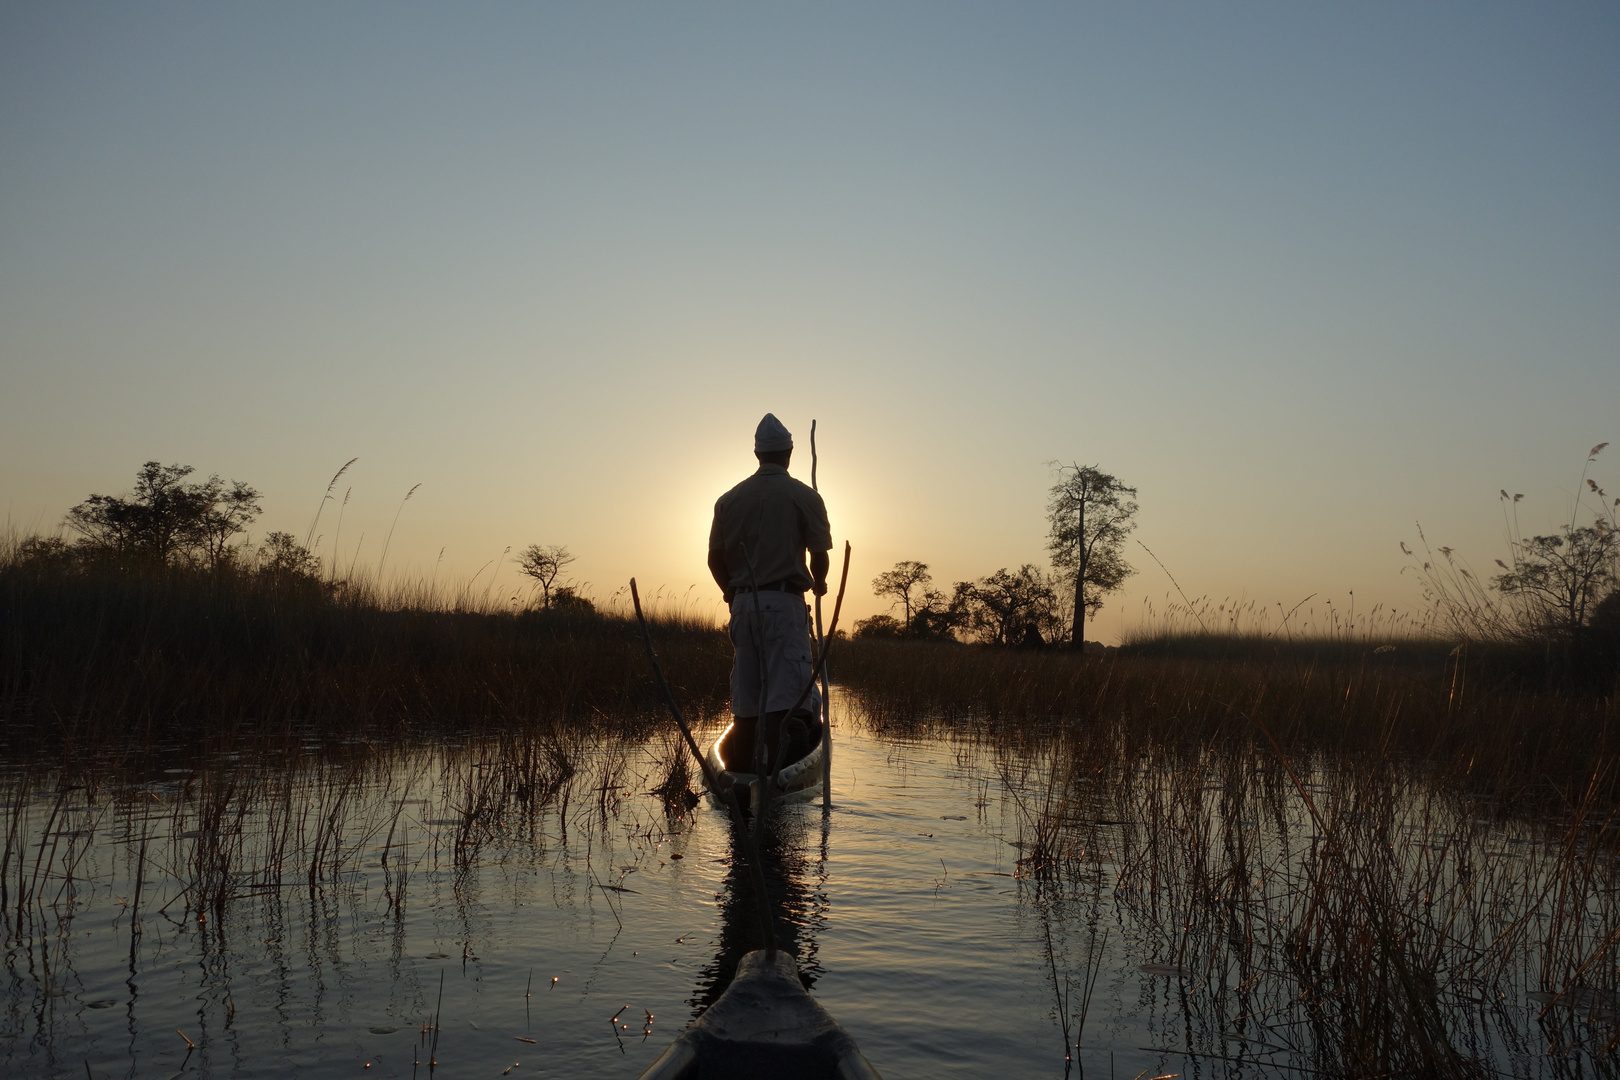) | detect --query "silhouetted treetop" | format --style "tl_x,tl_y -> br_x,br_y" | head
1047,463 -> 1138,648
65,461 -> 261,569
